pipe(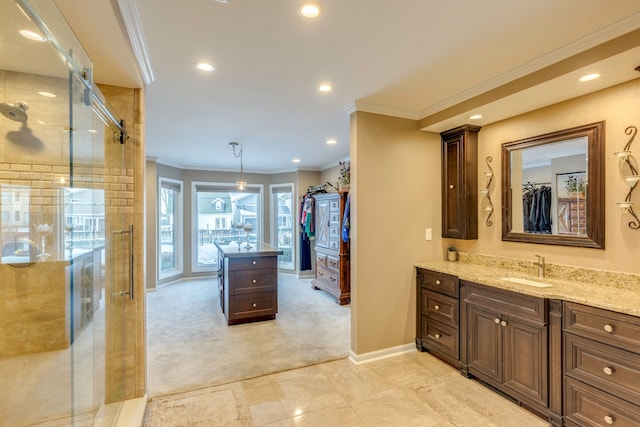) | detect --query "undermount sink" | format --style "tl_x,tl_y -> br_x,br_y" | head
500,277 -> 553,288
